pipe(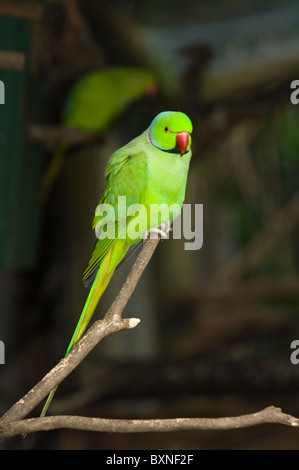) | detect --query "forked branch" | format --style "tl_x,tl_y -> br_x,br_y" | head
0,237 -> 160,431
1,235 -> 299,442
